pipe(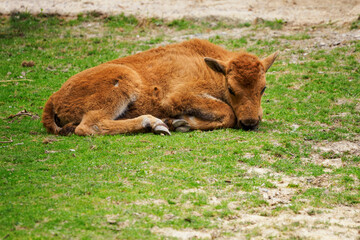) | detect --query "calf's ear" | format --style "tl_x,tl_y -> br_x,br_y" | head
204,57 -> 226,75
262,51 -> 279,72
